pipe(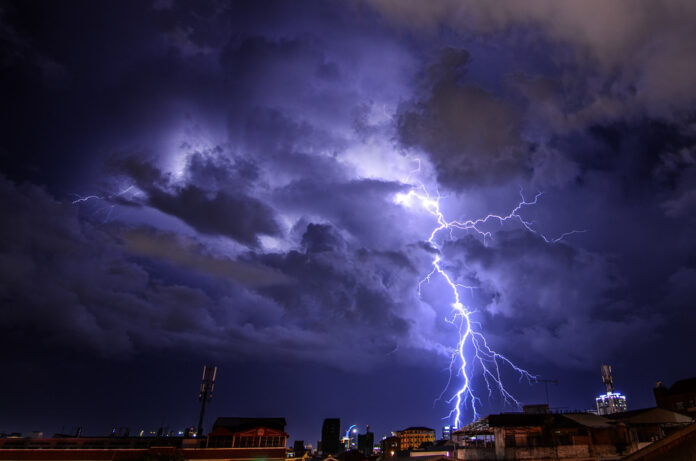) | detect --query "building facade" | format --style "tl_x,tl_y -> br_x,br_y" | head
596,392 -> 628,415
0,422 -> 289,461
452,408 -> 693,460
206,417 -> 288,449
394,427 -> 435,450
441,426 -> 451,441
0,417 -> 288,461
381,436 -> 400,458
